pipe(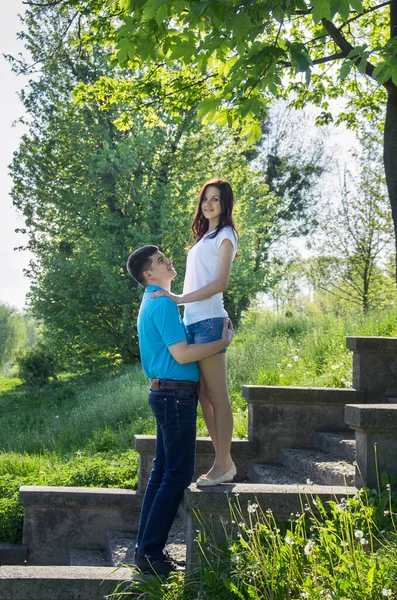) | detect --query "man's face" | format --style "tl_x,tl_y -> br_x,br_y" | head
144,251 -> 176,285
